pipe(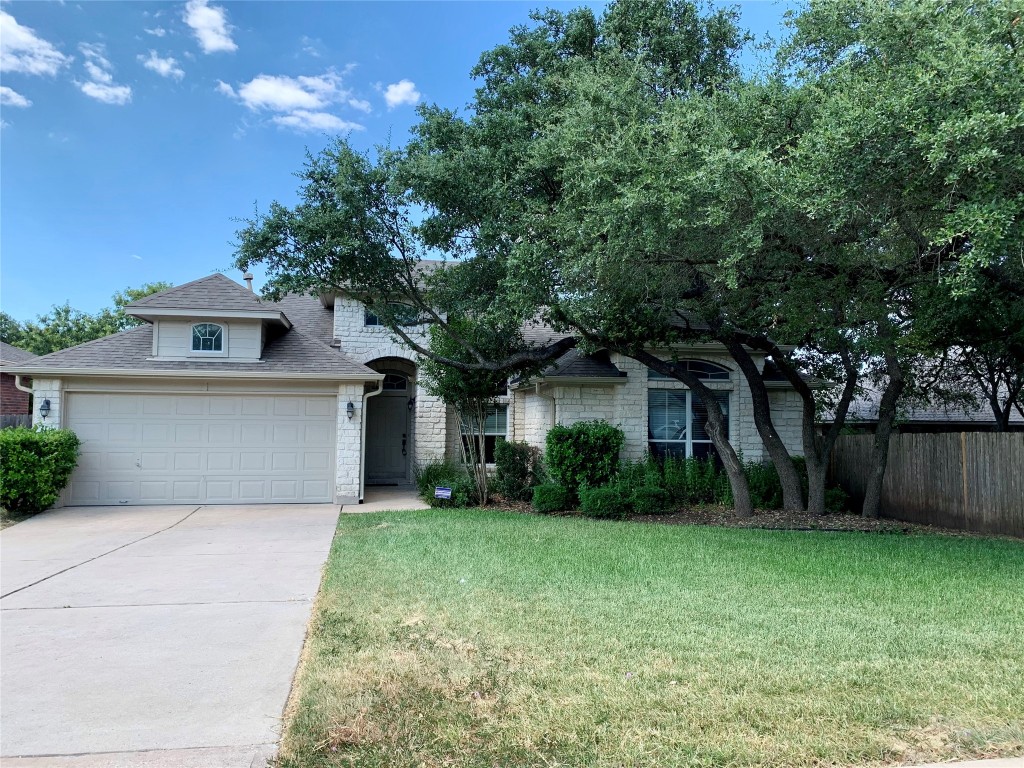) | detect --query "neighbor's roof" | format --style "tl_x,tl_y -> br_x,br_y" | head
6,324 -> 377,379
126,274 -> 270,313
0,341 -> 36,365
825,385 -> 1024,425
